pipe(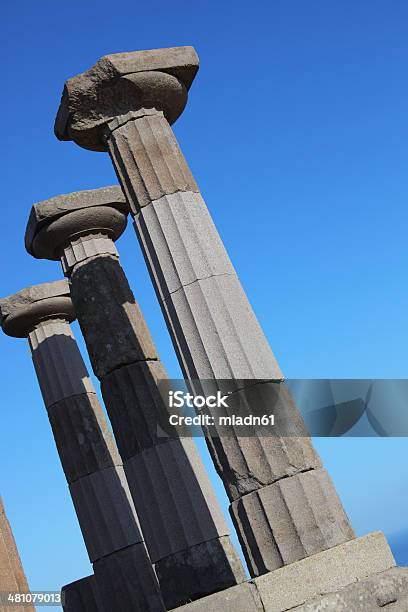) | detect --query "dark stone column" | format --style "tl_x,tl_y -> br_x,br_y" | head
25,190 -> 246,609
0,280 -> 165,612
